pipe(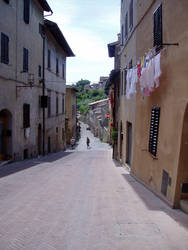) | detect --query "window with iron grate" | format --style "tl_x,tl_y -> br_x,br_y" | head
148,107 -> 160,157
